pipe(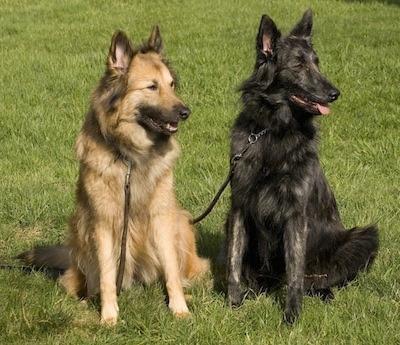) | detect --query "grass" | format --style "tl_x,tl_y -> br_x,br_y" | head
0,0 -> 399,343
